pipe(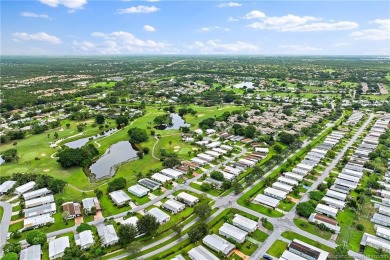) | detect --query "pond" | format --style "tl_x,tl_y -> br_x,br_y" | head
0,156 -> 4,165
154,113 -> 190,130
88,141 -> 138,180
233,82 -> 255,89
64,128 -> 117,149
